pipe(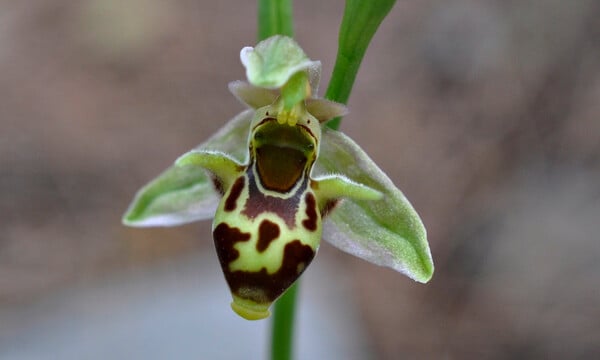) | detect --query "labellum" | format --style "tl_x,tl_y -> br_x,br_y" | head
176,97 -> 380,319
